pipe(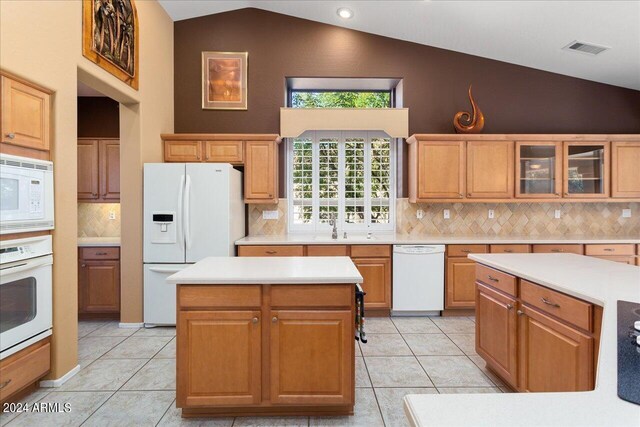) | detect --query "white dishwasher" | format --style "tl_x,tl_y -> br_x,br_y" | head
392,245 -> 445,315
